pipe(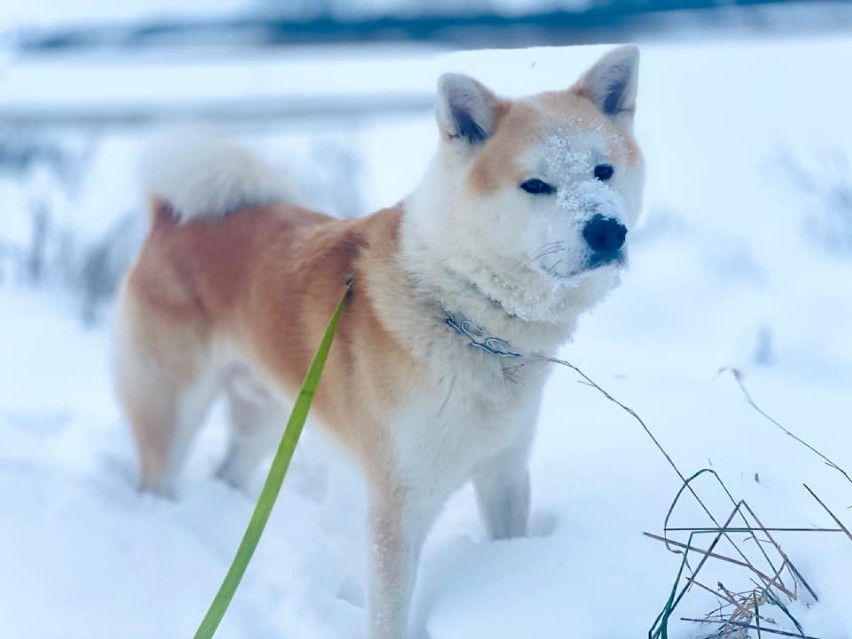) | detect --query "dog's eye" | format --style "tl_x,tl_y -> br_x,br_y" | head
520,179 -> 556,195
594,164 -> 614,181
